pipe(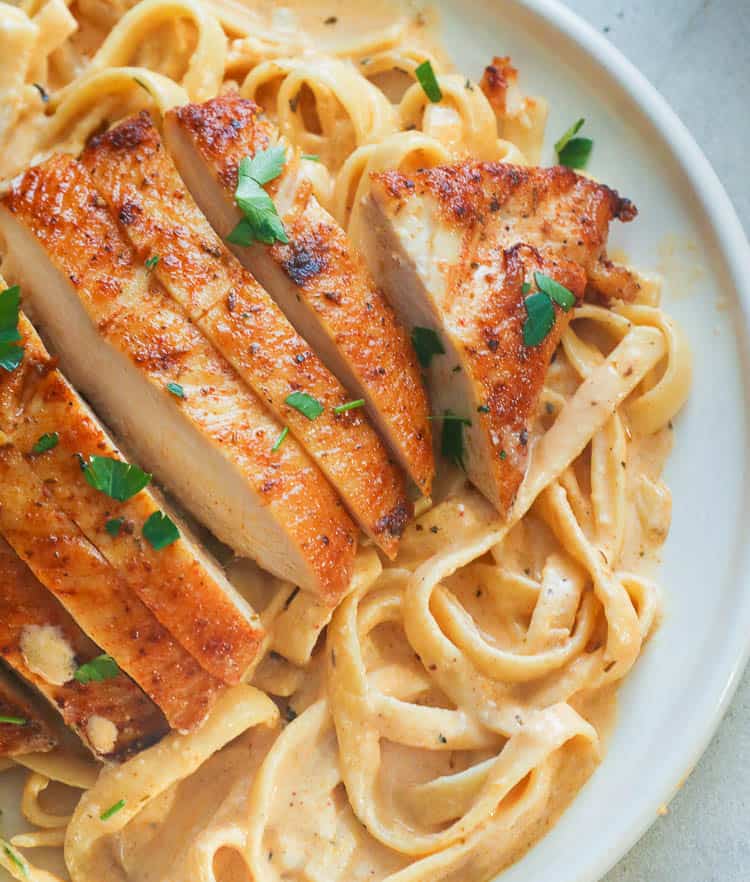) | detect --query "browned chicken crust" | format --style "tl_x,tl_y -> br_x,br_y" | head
0,437 -> 223,733
82,112 -> 410,556
0,669 -> 57,756
166,94 -> 434,497
0,314 -> 264,685
0,538 -> 168,758
1,155 -> 358,603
